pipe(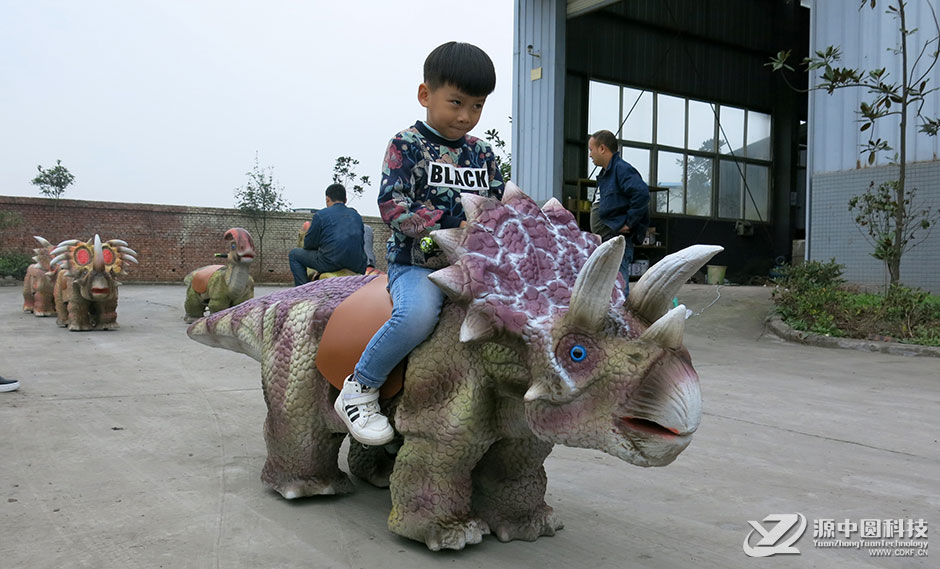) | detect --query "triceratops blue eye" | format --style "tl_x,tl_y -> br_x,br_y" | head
569,344 -> 587,362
